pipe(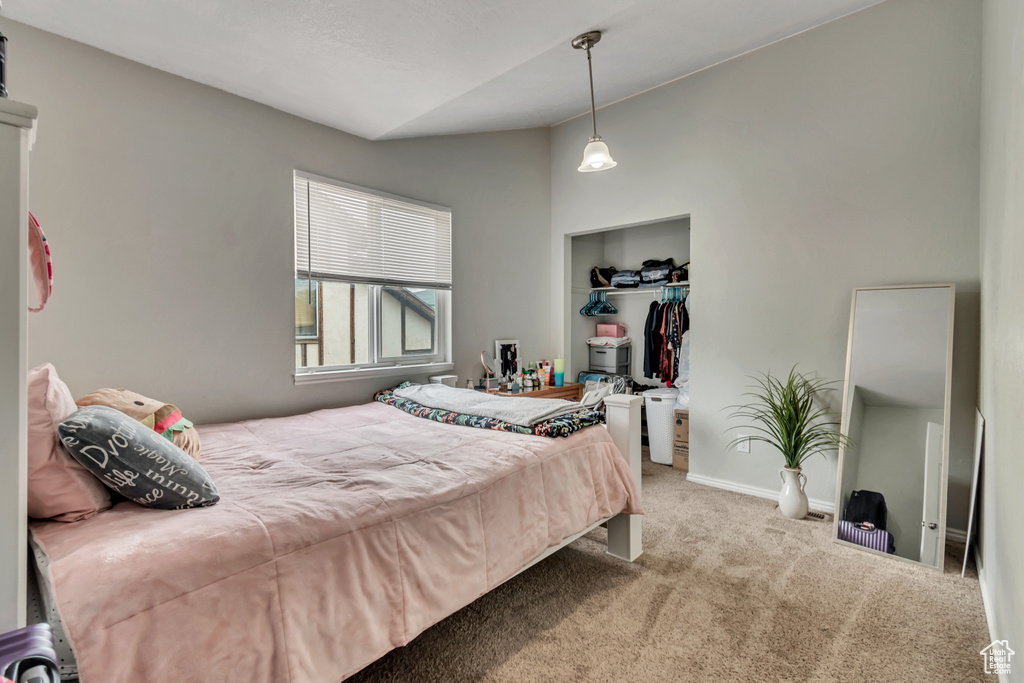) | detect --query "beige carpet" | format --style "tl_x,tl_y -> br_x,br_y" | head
349,458 -> 990,682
